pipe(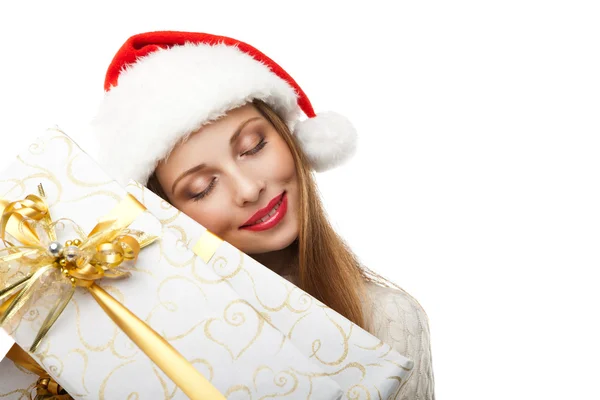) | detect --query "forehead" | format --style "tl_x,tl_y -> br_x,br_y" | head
191,103 -> 261,142
165,103 -> 263,164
